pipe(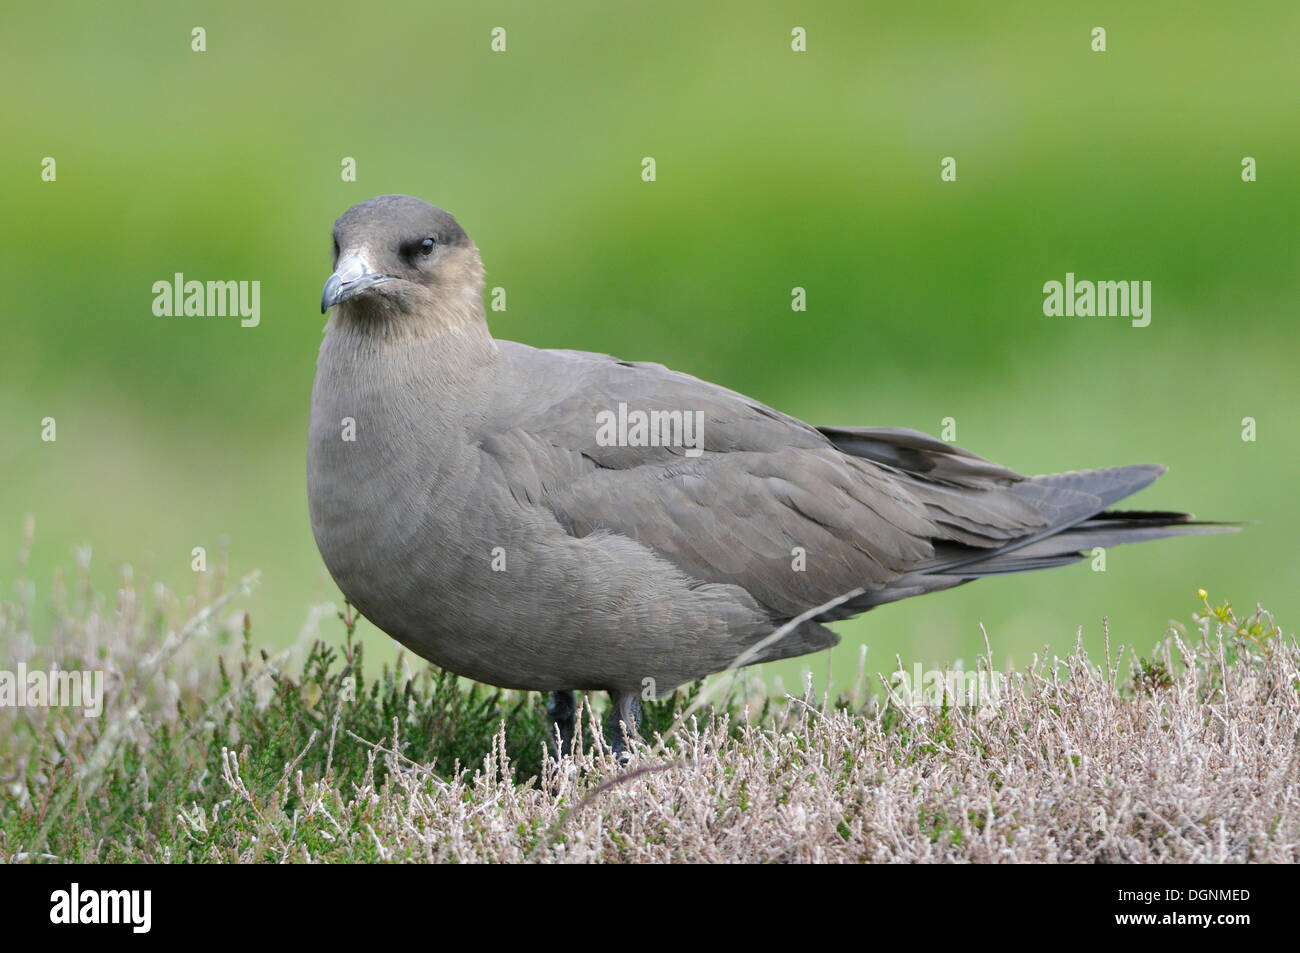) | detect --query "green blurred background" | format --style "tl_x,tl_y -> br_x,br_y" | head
4,1 -> 1297,693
